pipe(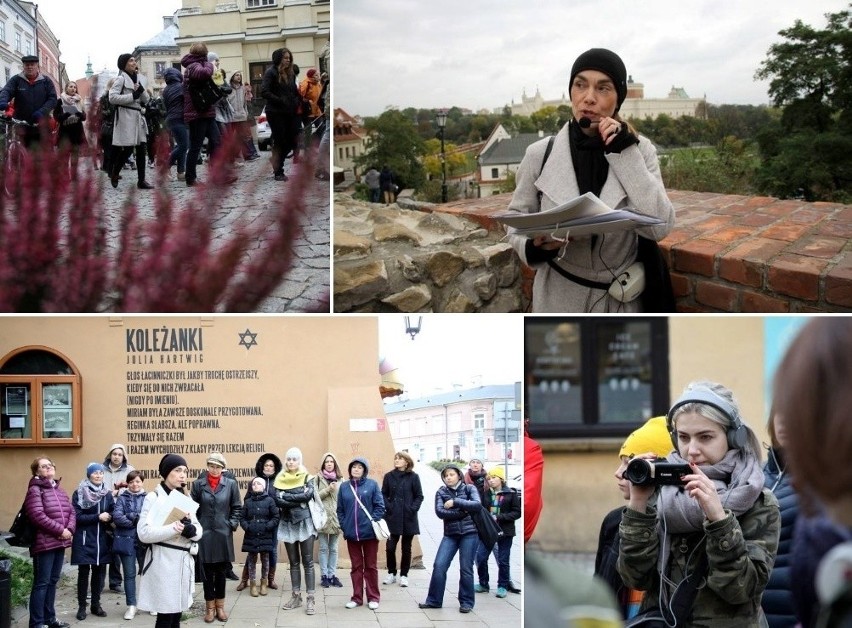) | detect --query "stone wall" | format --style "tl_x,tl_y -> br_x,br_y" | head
333,195 -> 525,312
334,190 -> 852,313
